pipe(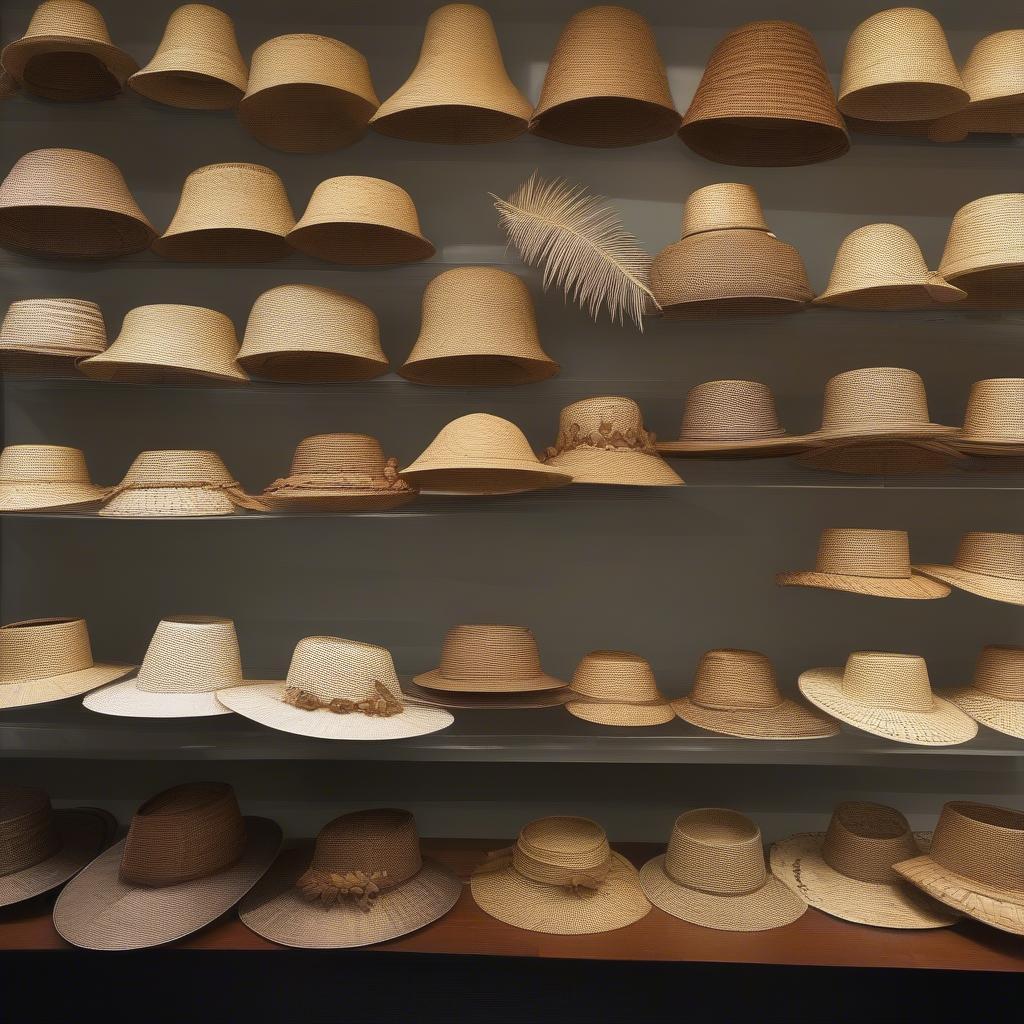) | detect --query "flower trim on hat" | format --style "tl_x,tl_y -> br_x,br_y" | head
297,867 -> 393,911
282,680 -> 405,718
543,420 -> 657,462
